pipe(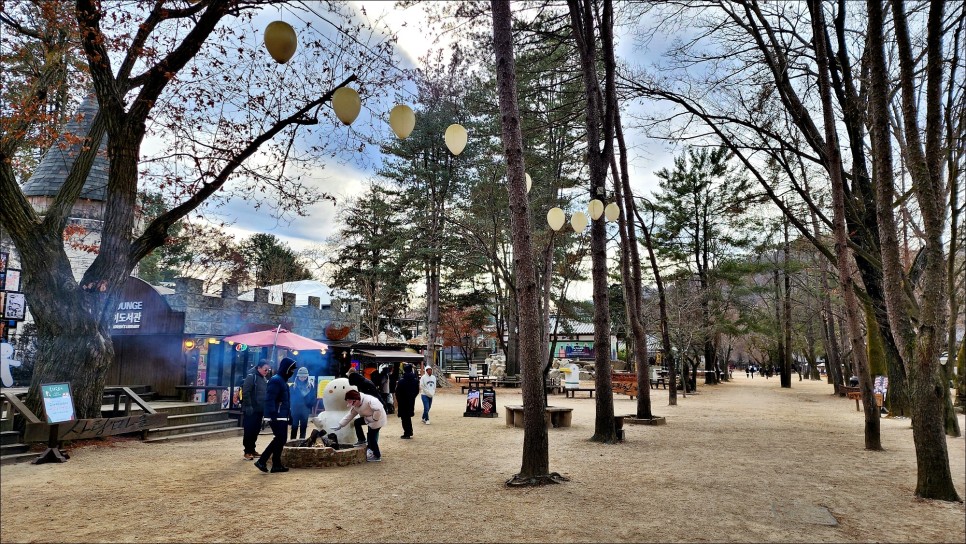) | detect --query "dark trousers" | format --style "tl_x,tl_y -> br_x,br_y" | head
367,427 -> 381,459
401,416 -> 413,437
290,411 -> 309,439
242,410 -> 263,454
354,418 -> 366,443
258,419 -> 289,468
